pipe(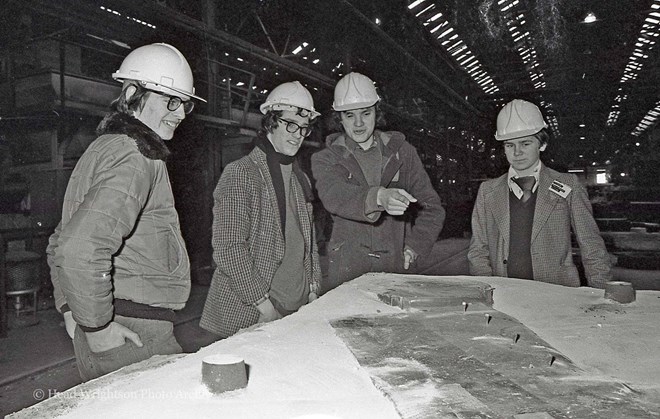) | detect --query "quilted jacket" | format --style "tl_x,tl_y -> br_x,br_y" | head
46,113 -> 191,329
